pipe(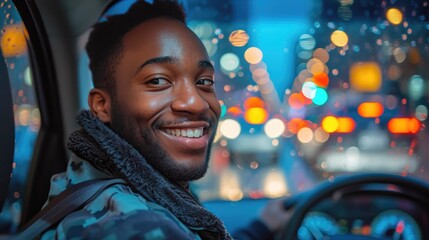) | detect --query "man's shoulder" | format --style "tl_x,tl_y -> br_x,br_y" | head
42,182 -> 200,239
